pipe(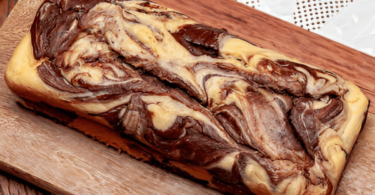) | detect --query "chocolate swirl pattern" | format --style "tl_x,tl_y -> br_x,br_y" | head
4,0 -> 369,195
